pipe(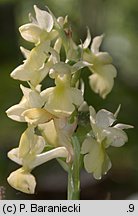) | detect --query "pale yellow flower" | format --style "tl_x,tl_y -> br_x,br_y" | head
19,5 -> 56,44
39,117 -> 77,161
7,126 -> 69,193
81,106 -> 133,179
83,35 -> 117,98
6,85 -> 44,122
10,41 -> 50,86
7,168 -> 36,194
41,62 -> 84,117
